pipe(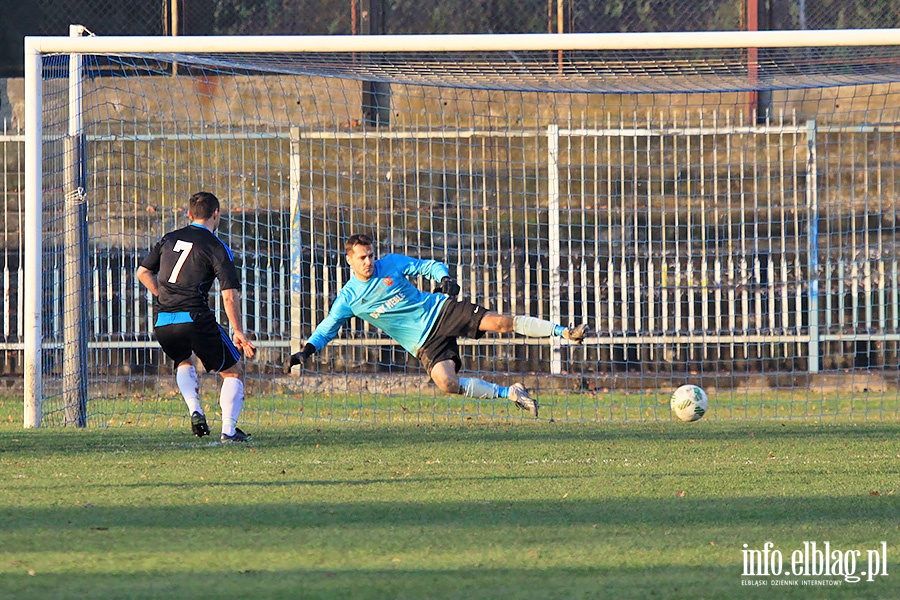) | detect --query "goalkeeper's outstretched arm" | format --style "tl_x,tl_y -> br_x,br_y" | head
285,342 -> 316,372
284,296 -> 352,373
